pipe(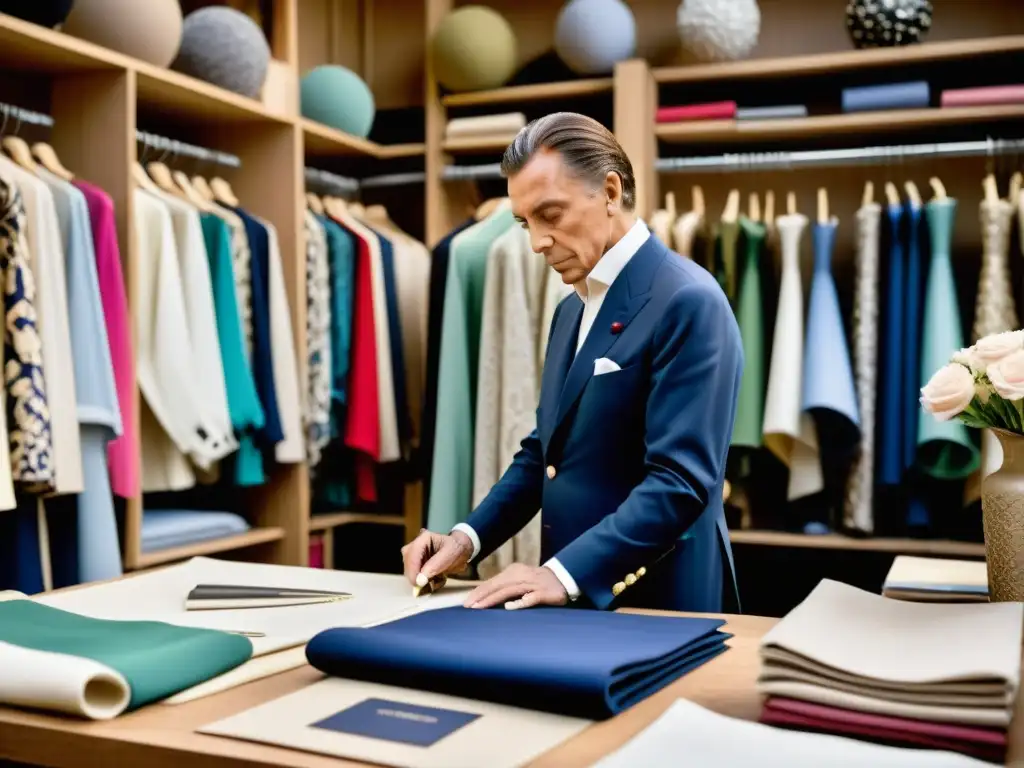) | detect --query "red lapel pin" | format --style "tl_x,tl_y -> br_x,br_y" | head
610,321 -> 624,335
